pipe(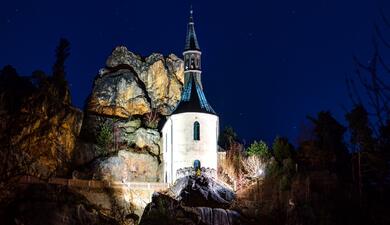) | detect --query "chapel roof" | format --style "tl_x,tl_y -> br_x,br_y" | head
172,74 -> 216,115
